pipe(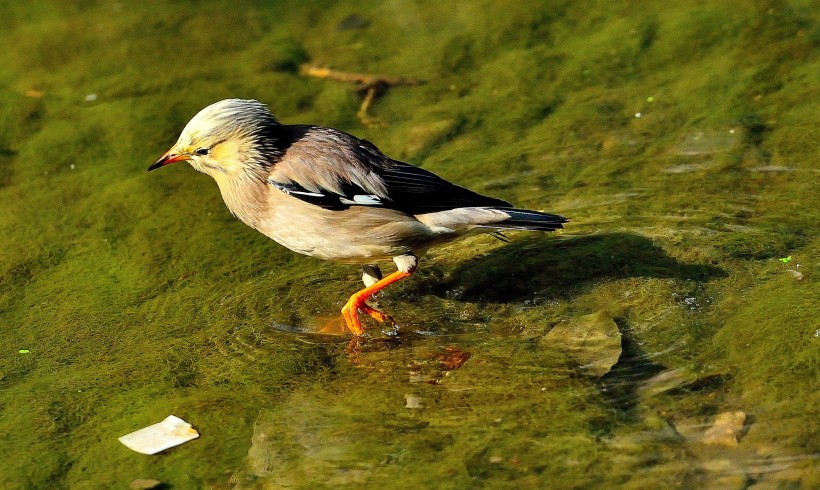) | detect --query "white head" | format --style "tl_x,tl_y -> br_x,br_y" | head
149,99 -> 282,178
